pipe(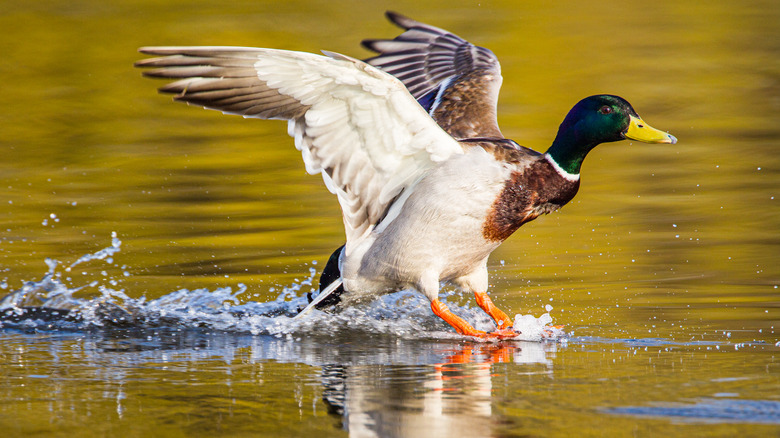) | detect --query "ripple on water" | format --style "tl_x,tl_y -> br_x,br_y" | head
604,399 -> 780,425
